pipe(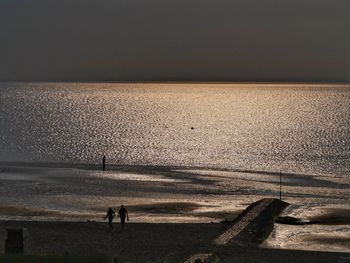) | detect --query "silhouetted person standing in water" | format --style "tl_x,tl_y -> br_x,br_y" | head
117,205 -> 129,230
104,207 -> 115,230
102,155 -> 106,171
